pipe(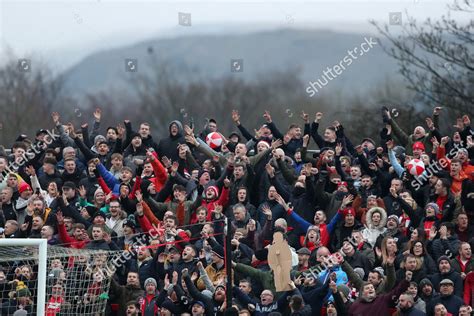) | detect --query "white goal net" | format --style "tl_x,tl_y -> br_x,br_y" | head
0,240 -> 121,316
